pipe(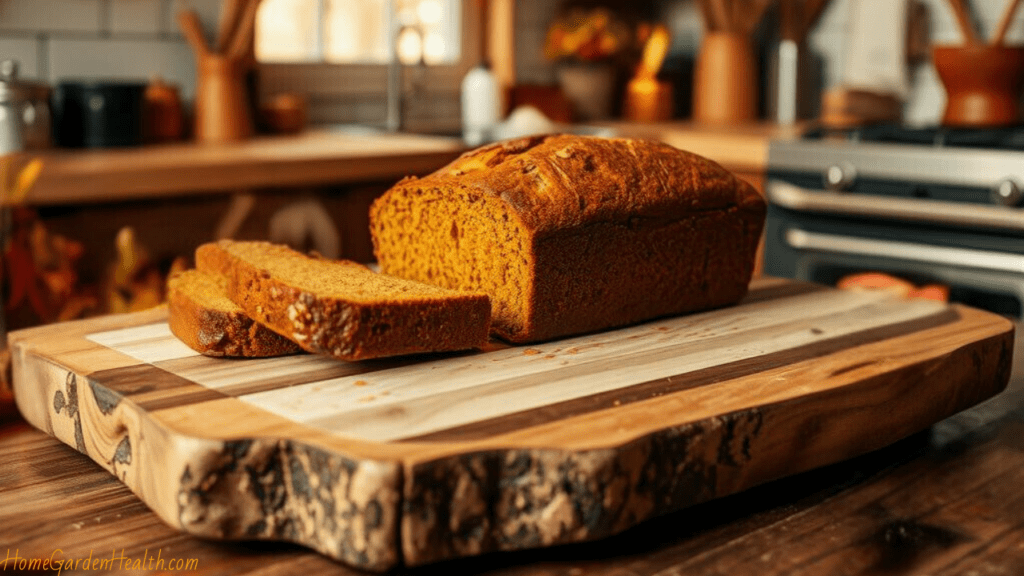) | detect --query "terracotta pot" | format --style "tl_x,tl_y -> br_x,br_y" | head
261,92 -> 308,135
194,54 -> 253,144
143,77 -> 184,143
693,32 -> 757,125
556,63 -> 616,121
932,44 -> 1024,127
